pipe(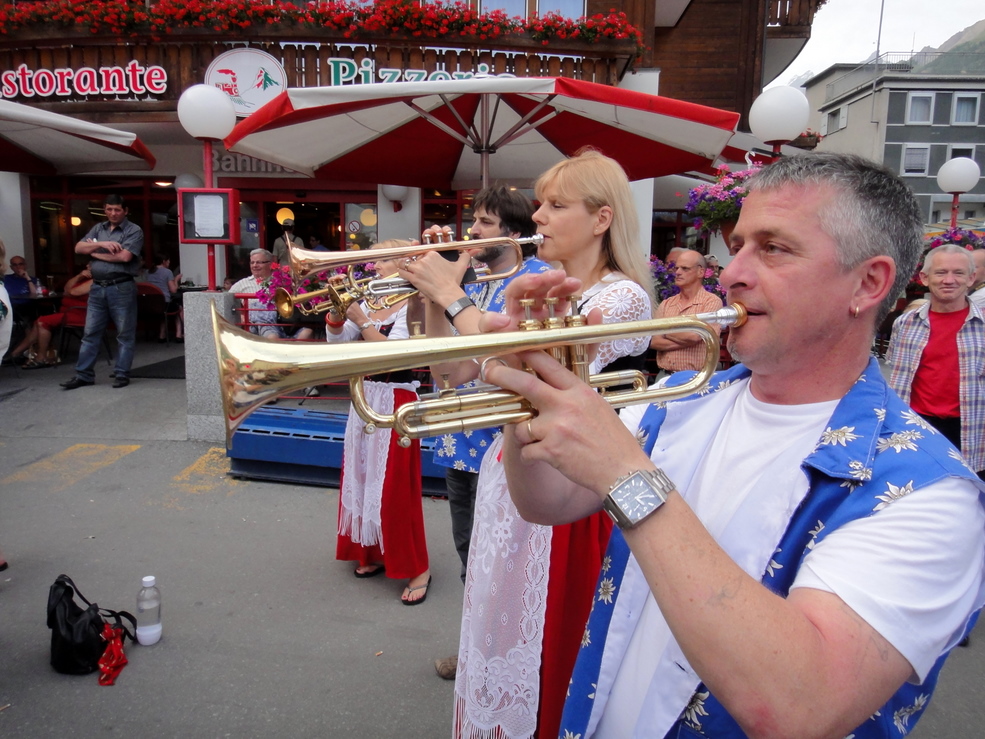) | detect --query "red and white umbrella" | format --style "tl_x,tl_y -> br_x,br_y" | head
0,99 -> 156,174
225,76 -> 740,190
